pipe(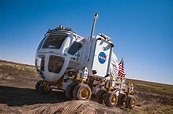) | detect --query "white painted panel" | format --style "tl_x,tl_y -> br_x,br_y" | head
92,39 -> 111,77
